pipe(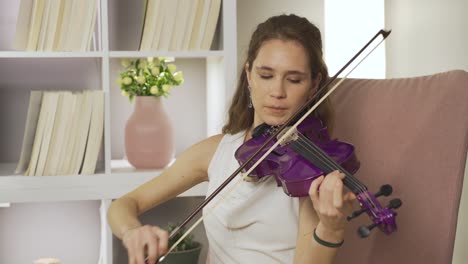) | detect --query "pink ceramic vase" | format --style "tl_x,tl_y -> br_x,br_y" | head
125,96 -> 174,169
